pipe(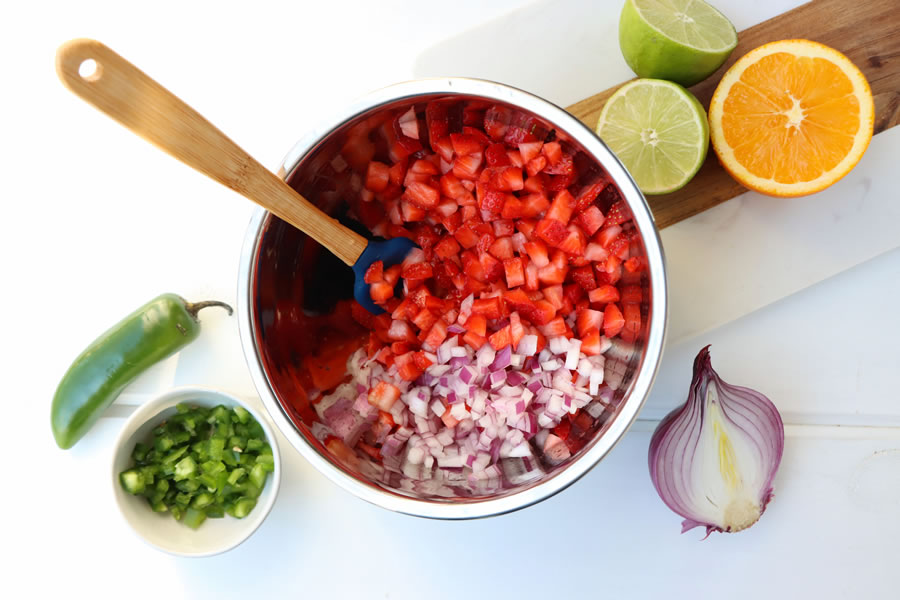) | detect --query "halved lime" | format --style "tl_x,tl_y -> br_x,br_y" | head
596,78 -> 709,195
619,0 -> 738,87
